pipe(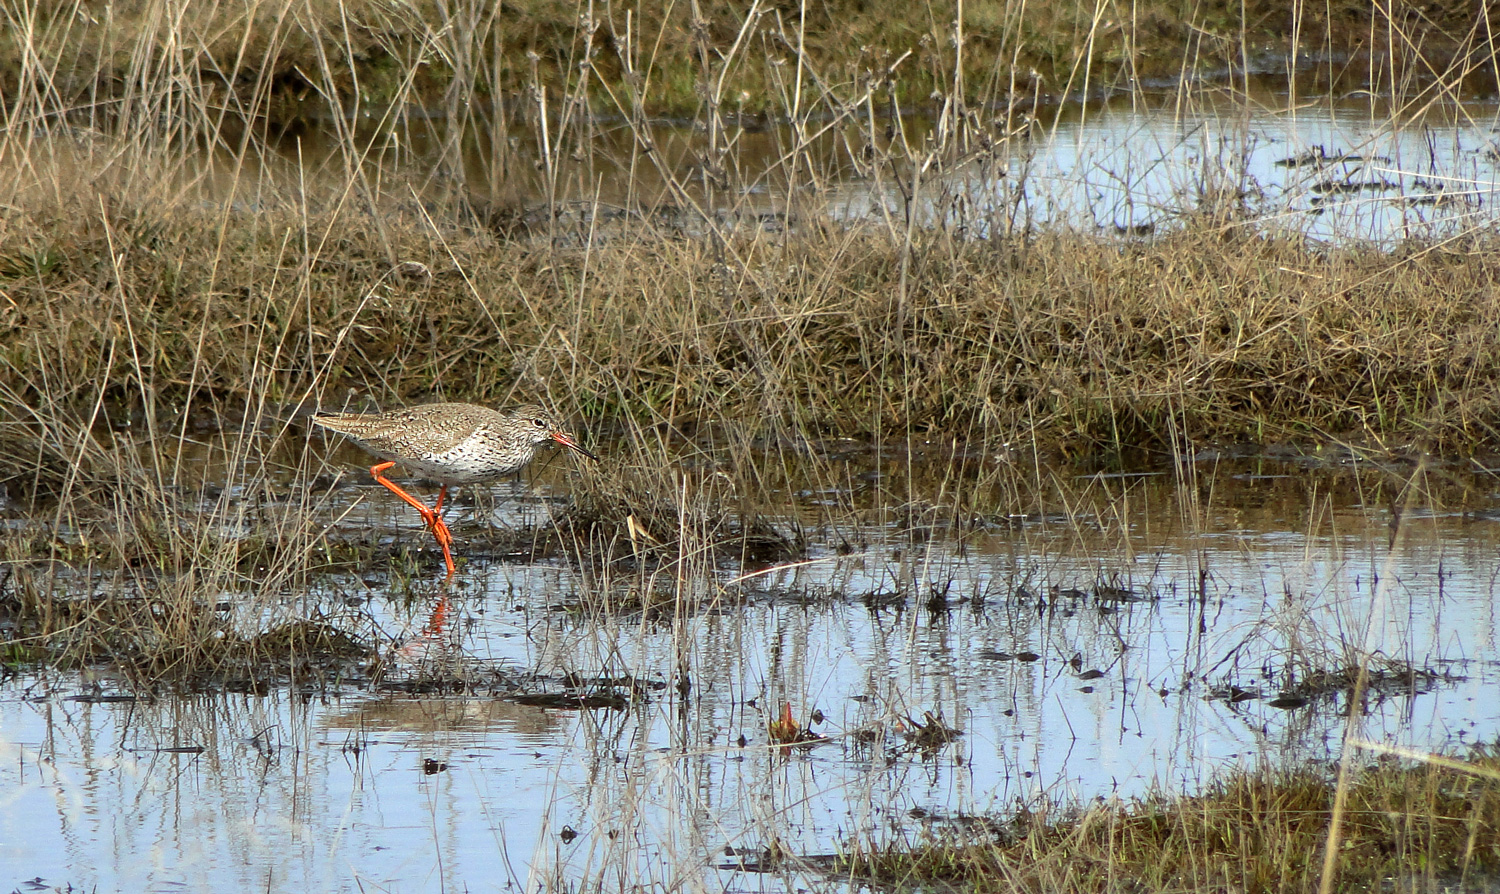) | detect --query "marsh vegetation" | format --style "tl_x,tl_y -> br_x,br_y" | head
2,1 -> 1500,891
